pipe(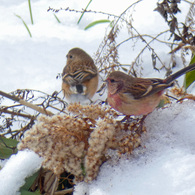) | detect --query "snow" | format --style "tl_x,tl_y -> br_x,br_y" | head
0,0 -> 195,194
0,150 -> 42,195
74,101 -> 195,195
